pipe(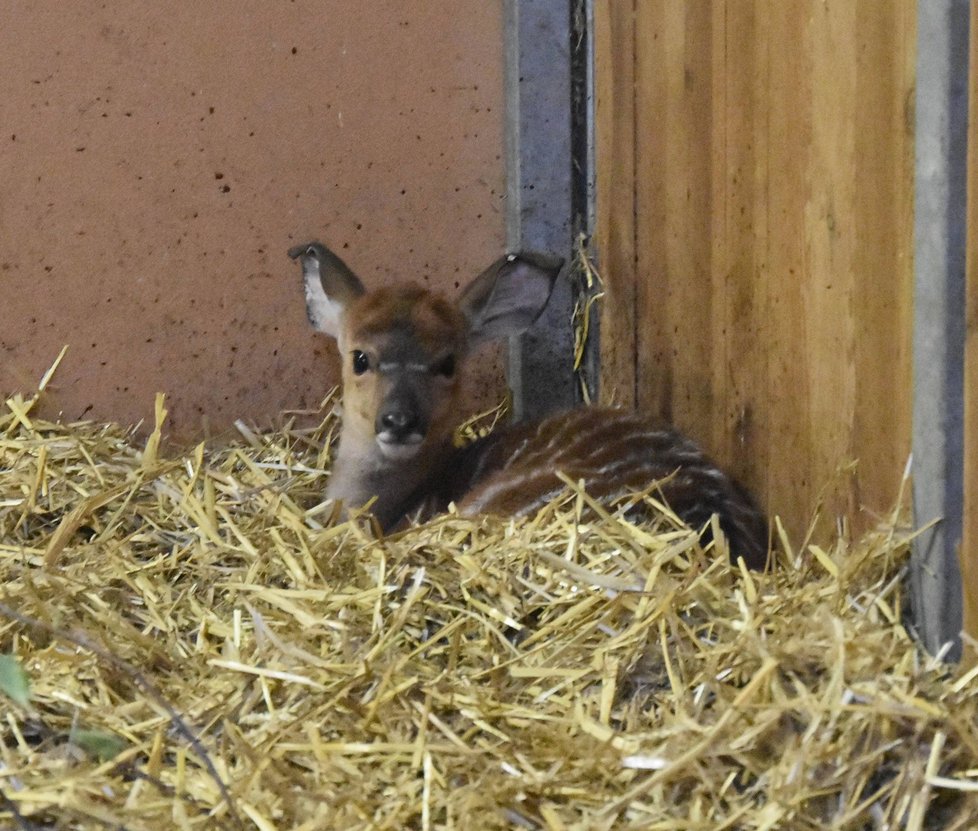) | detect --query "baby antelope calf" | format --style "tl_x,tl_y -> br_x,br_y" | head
288,242 -> 768,568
